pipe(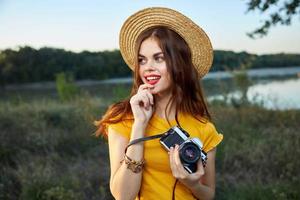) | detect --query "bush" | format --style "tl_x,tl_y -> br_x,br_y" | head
55,73 -> 79,102
0,97 -> 299,199
0,99 -> 113,200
